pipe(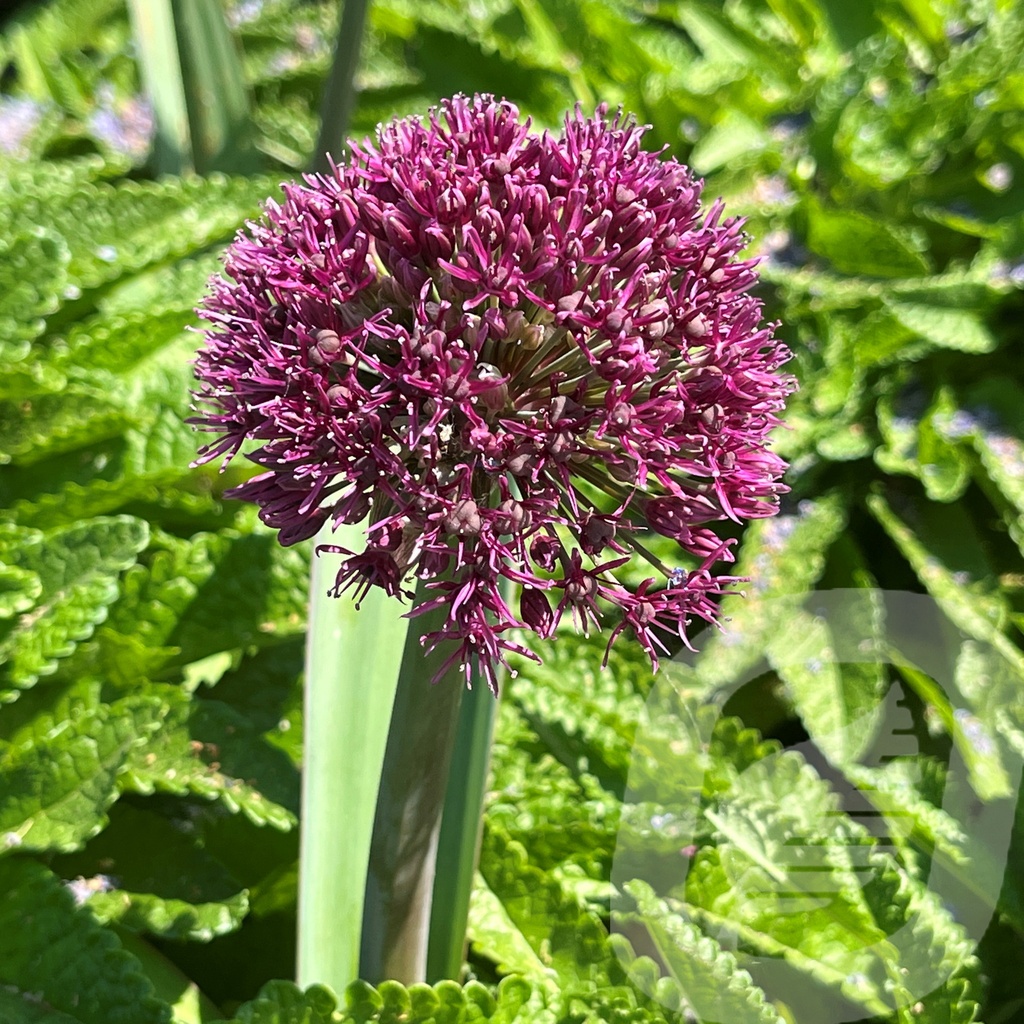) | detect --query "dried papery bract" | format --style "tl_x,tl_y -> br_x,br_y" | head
192,94 -> 795,691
